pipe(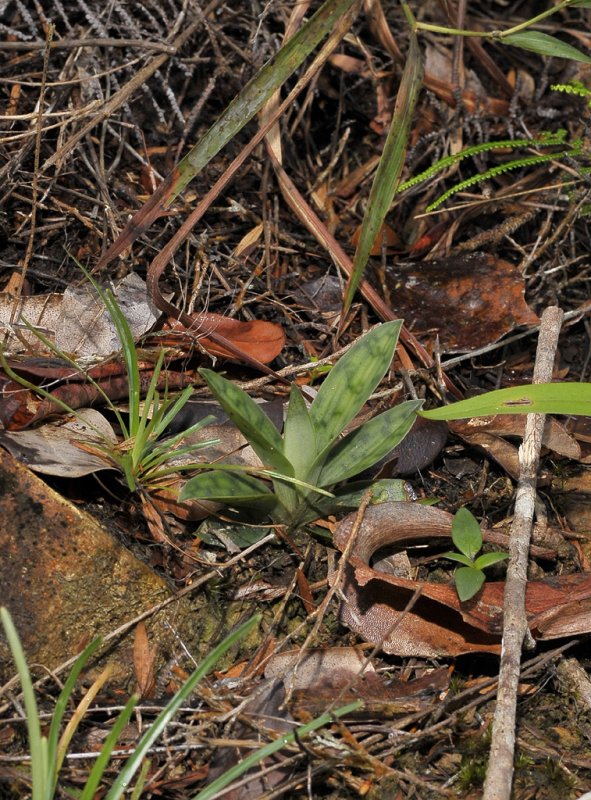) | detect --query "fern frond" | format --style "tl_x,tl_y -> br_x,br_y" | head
397,129 -> 568,193
425,150 -> 573,211
551,80 -> 591,98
